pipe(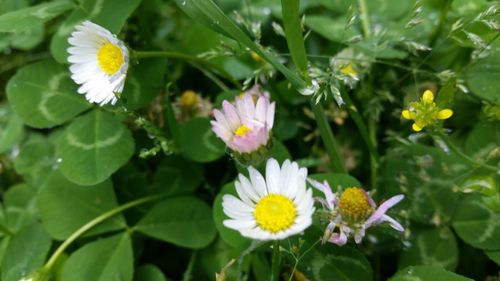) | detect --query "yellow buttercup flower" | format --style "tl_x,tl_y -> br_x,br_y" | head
402,90 -> 453,132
